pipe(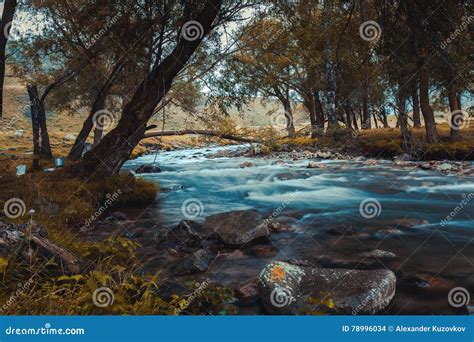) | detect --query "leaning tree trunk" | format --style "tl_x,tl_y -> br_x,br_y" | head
0,0 -> 17,118
418,62 -> 439,143
69,0 -> 222,178
314,91 -> 325,132
447,83 -> 461,141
